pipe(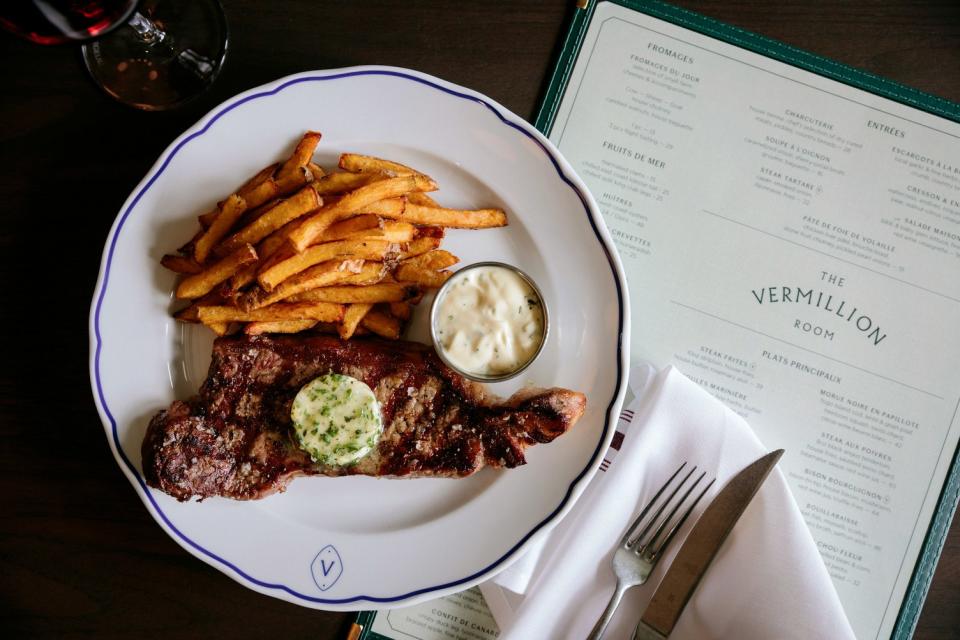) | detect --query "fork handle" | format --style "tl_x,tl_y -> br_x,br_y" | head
586,580 -> 630,640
